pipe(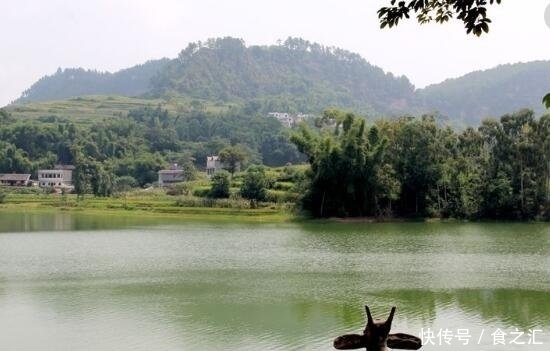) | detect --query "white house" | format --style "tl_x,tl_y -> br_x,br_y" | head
206,156 -> 223,176
37,165 -> 75,189
267,112 -> 310,128
158,164 -> 186,187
